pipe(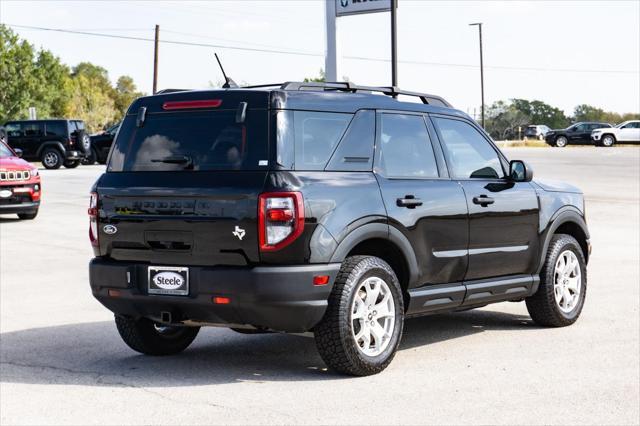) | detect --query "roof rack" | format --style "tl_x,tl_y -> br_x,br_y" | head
242,81 -> 451,107
155,88 -> 189,94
